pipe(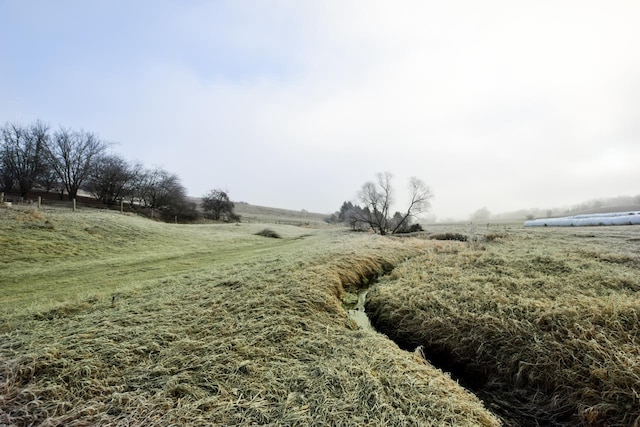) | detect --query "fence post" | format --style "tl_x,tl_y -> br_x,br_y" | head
120,200 -> 124,214
38,196 -> 42,209
175,215 -> 177,224
0,192 -> 3,203
73,198 -> 77,212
